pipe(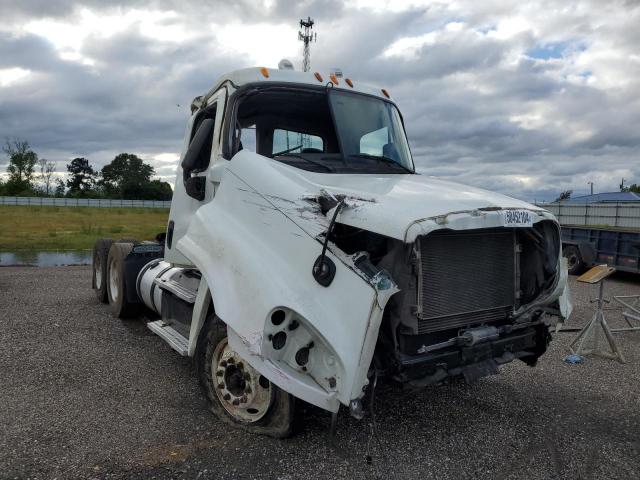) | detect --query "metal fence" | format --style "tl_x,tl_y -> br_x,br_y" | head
0,196 -> 171,209
537,202 -> 640,230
